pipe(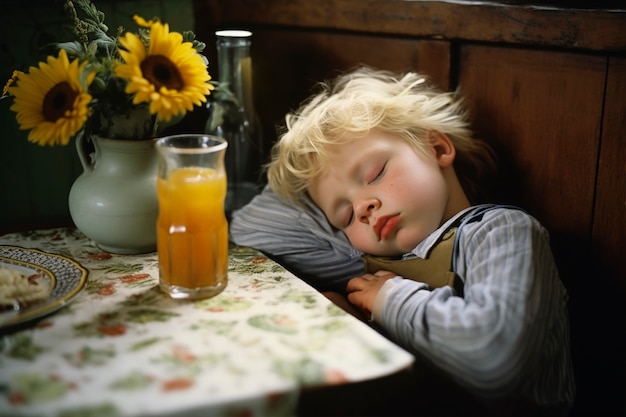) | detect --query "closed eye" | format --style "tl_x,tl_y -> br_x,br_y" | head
338,207 -> 354,229
369,163 -> 386,184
